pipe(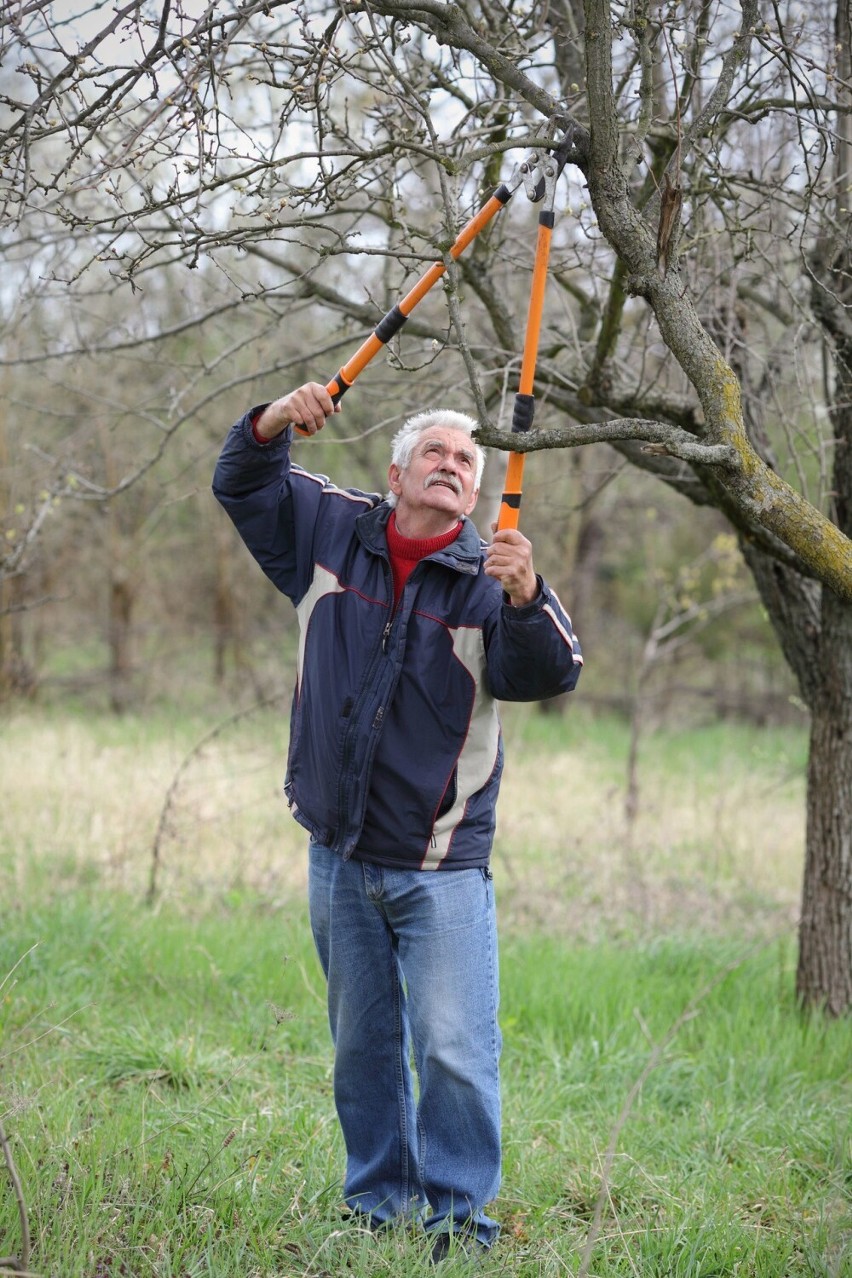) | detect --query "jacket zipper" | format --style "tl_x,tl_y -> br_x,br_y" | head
337,560 -> 395,852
